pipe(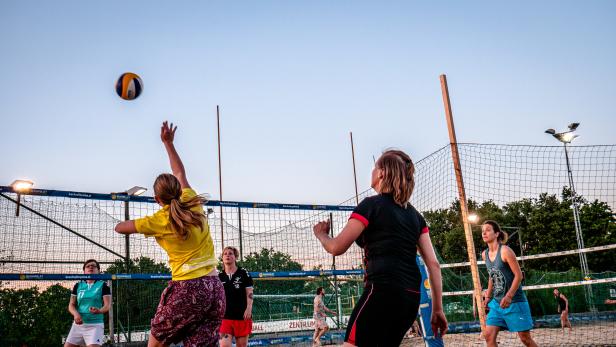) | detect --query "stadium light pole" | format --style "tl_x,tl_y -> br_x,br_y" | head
11,179 -> 34,217
545,123 -> 595,311
545,124 -> 589,279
